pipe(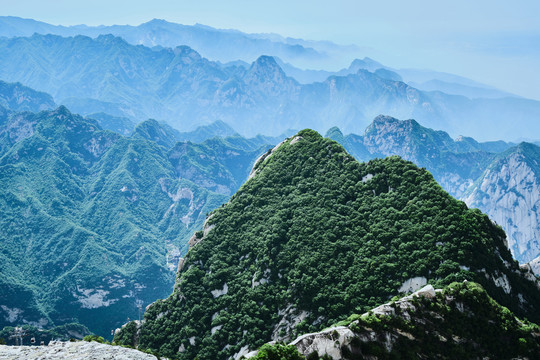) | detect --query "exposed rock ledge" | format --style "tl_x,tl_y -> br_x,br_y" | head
245,285 -> 437,359
0,341 -> 162,360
